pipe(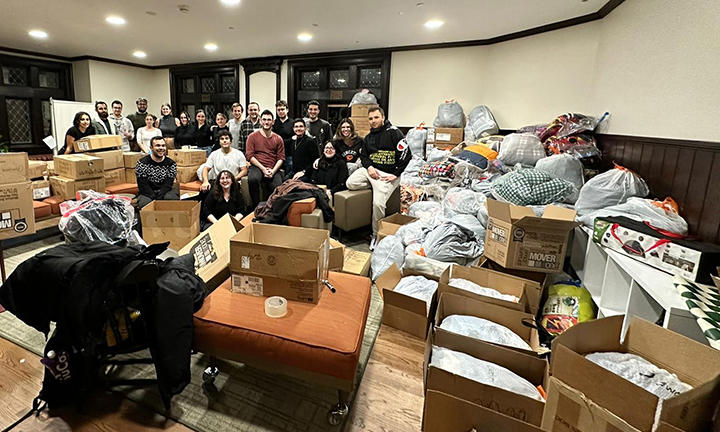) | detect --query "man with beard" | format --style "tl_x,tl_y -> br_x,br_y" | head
135,136 -> 179,209
109,100 -> 134,151
305,100 -> 332,151
238,101 -> 261,152
91,101 -> 115,135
